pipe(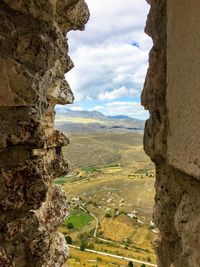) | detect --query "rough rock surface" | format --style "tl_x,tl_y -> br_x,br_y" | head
0,1 -> 89,266
167,0 -> 200,180
142,1 -> 200,266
